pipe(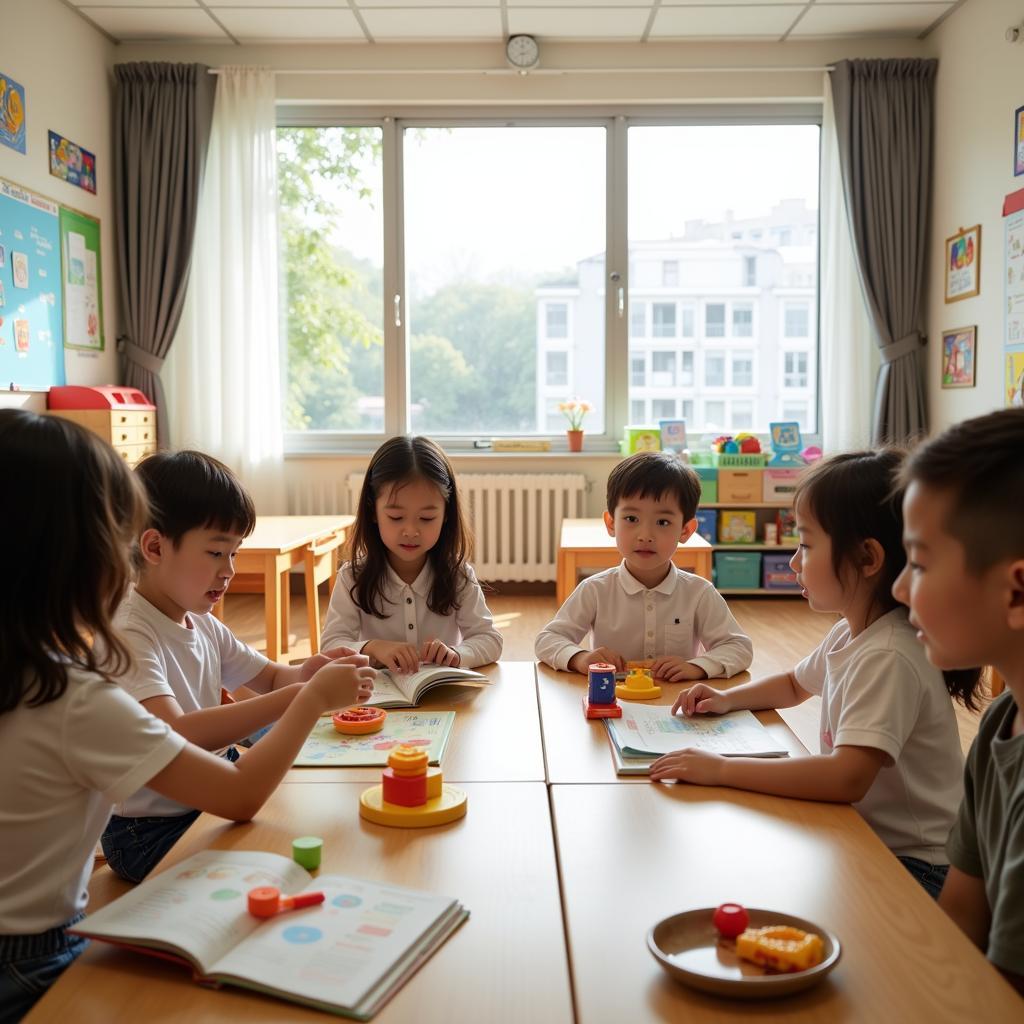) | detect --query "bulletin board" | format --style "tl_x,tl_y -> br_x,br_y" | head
0,177 -> 65,389
59,205 -> 104,351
